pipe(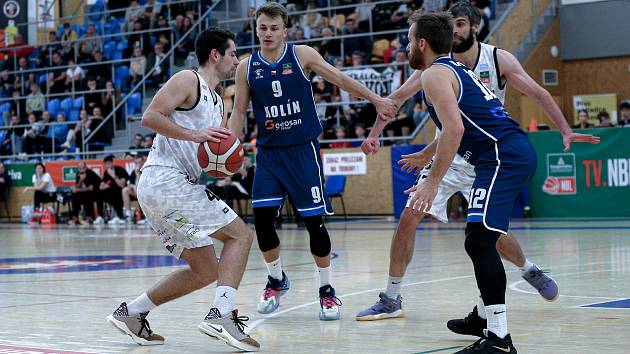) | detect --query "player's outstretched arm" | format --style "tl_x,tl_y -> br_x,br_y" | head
406,67 -> 464,213
141,70 -> 229,143
296,45 -> 398,121
228,59 -> 251,142
498,49 -> 600,151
